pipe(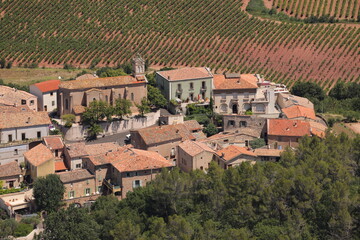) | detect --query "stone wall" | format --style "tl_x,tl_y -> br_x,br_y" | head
62,110 -> 160,141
